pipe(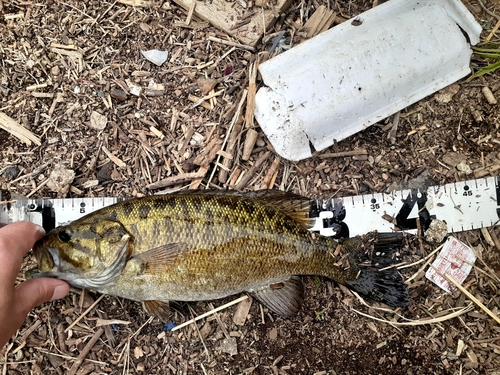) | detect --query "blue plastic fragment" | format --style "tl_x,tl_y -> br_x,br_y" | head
164,321 -> 176,331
